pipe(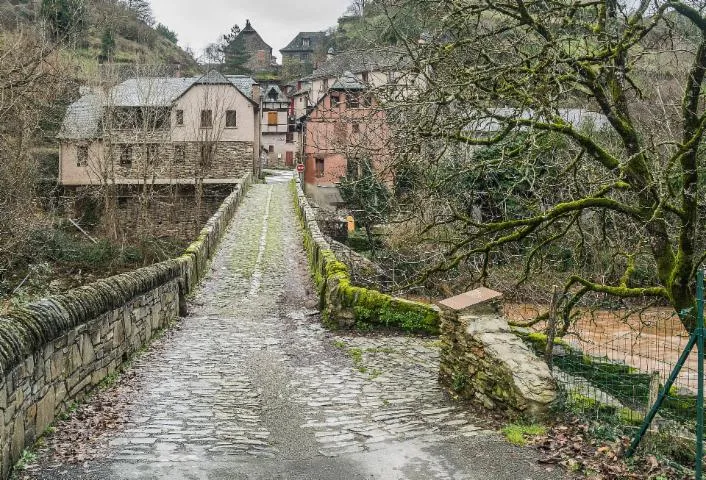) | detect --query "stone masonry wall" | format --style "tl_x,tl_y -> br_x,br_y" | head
112,186 -> 231,242
438,301 -> 557,419
0,173 -> 252,478
106,140 -> 254,180
292,177 -> 439,334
